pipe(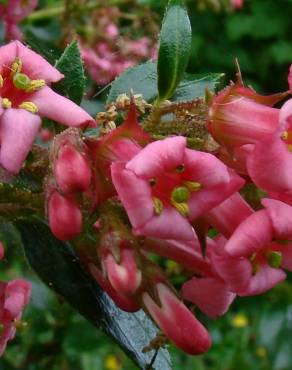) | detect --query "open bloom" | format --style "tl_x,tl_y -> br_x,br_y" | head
0,244 -> 31,356
111,136 -> 244,241
214,199 -> 292,296
0,41 -> 94,173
